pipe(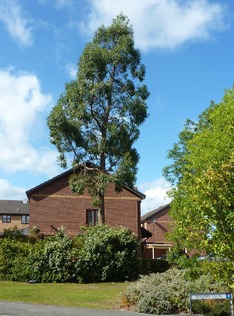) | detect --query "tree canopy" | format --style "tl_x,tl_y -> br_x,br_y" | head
163,86 -> 234,260
47,15 -> 149,223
